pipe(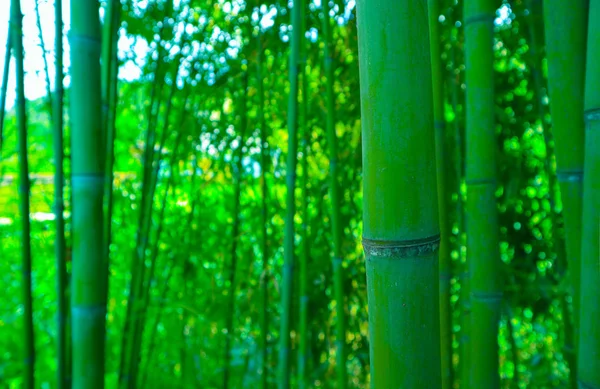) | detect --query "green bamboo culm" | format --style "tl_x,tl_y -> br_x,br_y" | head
256,14 -> 270,389
278,0 -> 302,386
297,0 -> 310,386
578,2 -> 600,387
543,2 -> 589,378
53,0 -> 68,387
11,0 -> 35,387
0,26 -> 11,153
223,71 -> 249,389
101,0 -> 121,289
356,0 -> 441,387
34,0 -> 53,118
428,0 -> 453,387
464,0 -> 503,387
525,1 -> 576,384
322,1 -> 348,387
69,0 -> 106,387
